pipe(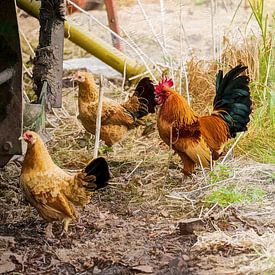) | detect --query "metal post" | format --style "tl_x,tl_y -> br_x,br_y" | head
104,0 -> 124,52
